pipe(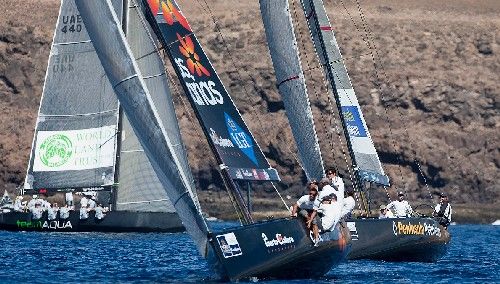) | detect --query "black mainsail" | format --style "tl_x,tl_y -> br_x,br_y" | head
300,0 -> 390,186
259,0 -> 325,181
